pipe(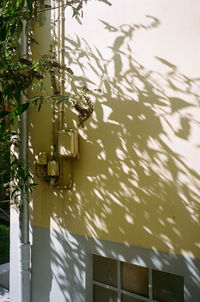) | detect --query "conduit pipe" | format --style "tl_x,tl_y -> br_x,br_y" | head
60,3 -> 65,130
56,1 -> 65,131
58,3 -> 65,185
18,21 -> 31,302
